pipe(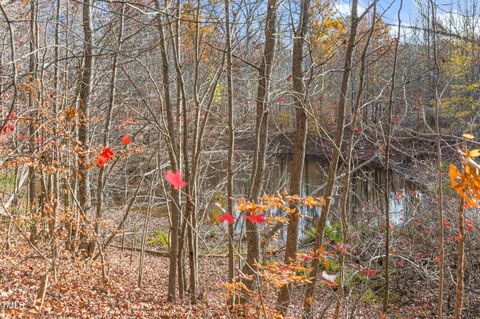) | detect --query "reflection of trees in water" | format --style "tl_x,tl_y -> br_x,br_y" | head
229,156 -> 423,242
